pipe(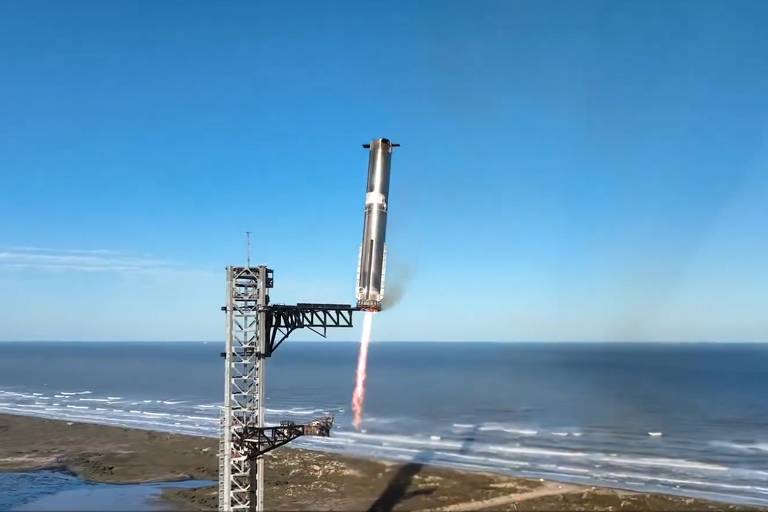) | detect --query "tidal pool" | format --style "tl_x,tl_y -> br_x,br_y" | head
0,469 -> 213,511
